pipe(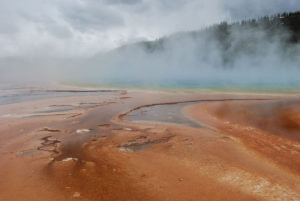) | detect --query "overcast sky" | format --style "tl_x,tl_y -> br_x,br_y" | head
0,0 -> 299,57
